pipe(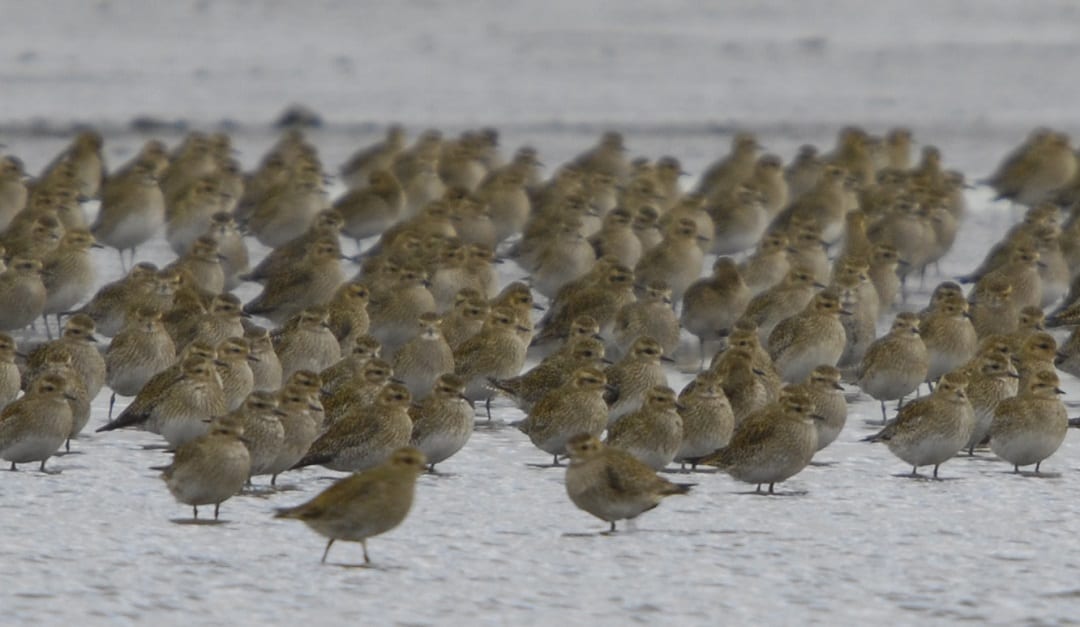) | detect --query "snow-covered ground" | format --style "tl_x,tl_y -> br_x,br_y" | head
3,2 -> 1080,625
